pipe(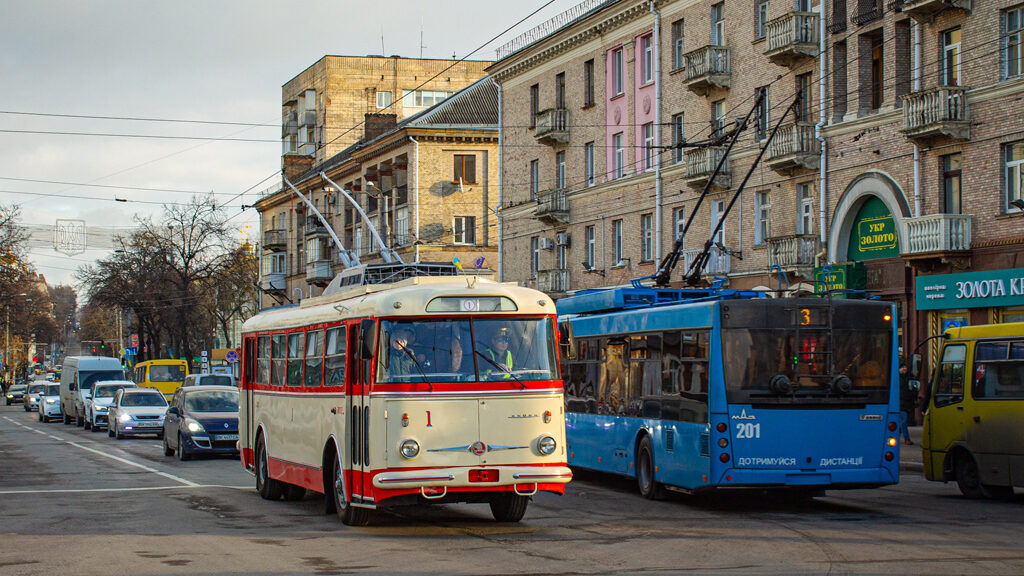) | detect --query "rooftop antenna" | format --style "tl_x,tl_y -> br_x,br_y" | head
420,17 -> 427,58
381,24 -> 385,56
